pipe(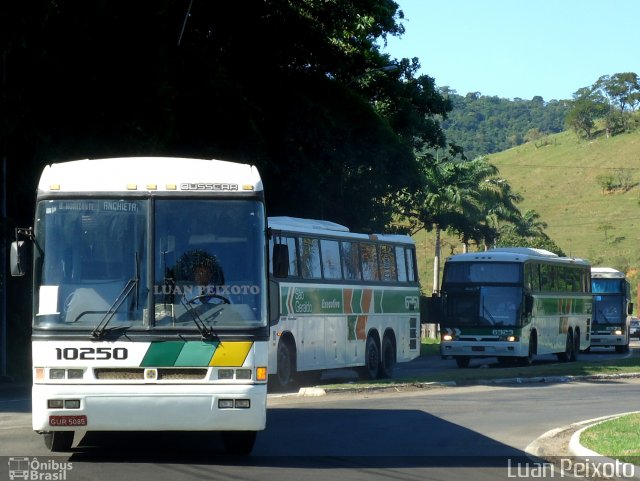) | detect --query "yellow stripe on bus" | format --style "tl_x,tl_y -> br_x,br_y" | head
209,341 -> 253,367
